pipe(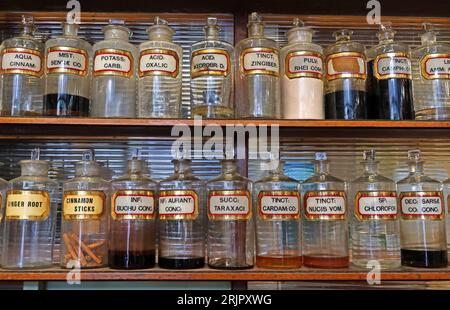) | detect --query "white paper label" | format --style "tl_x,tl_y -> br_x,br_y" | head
400,194 -> 443,217
94,49 -> 132,77
191,50 -> 230,78
46,47 -> 87,74
325,52 -> 366,80
208,191 -> 251,219
306,196 -> 346,215
242,48 -> 279,76
139,49 -> 179,77
286,53 -> 323,79
114,195 -> 154,215
421,54 -> 450,79
358,197 -> 398,216
375,53 -> 412,79
1,49 -> 42,76
259,194 -> 299,216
